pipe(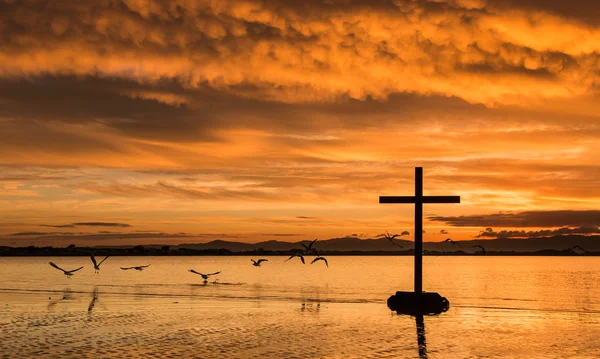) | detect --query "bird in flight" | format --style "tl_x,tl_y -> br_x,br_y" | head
473,244 -> 486,254
383,231 -> 404,248
189,269 -> 221,282
49,262 -> 84,277
251,259 -> 268,267
444,238 -> 458,246
285,253 -> 305,264
89,251 -> 109,274
301,239 -> 319,255
310,256 -> 329,267
120,265 -> 151,271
